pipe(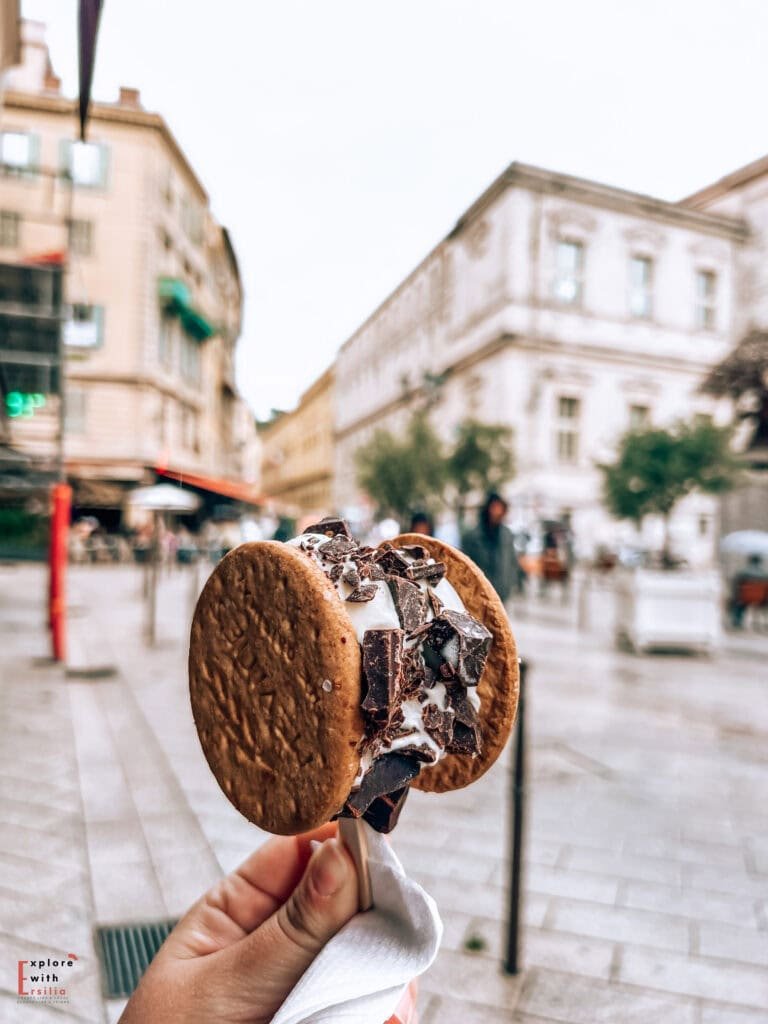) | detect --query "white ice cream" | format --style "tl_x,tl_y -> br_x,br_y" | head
288,532 -> 482,782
